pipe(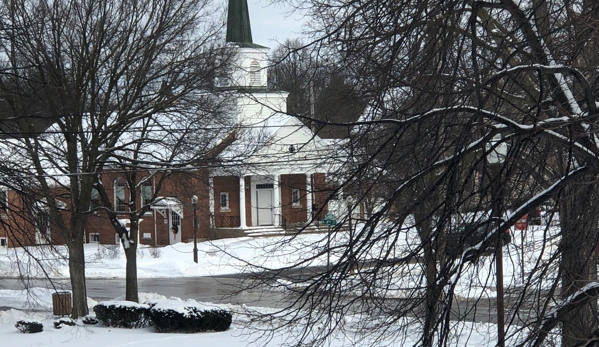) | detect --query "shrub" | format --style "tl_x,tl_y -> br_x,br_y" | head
15,320 -> 43,333
148,299 -> 232,333
148,247 -> 162,258
93,301 -> 150,328
96,245 -> 121,260
81,315 -> 99,325
53,317 -> 76,329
